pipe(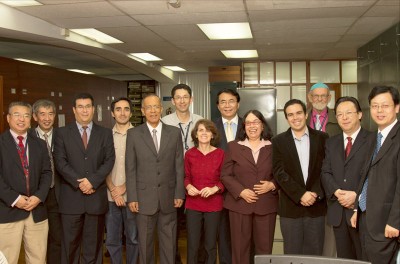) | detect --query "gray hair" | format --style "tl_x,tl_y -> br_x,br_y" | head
32,99 -> 56,114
